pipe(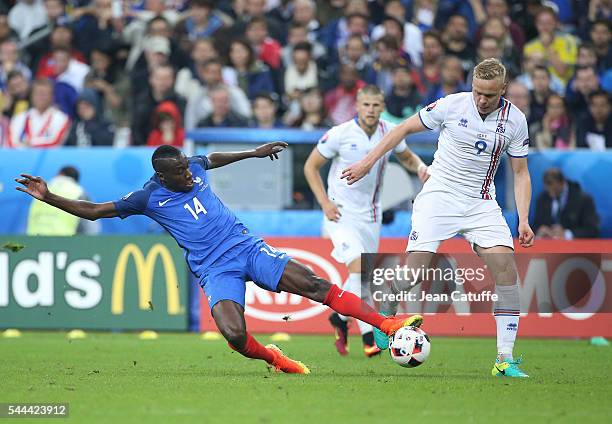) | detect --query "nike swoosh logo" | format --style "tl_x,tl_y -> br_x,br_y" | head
494,364 -> 505,375
338,291 -> 345,298
158,198 -> 172,206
